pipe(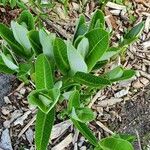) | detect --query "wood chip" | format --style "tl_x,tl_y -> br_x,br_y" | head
98,97 -> 123,107
114,89 -> 129,98
96,121 -> 114,135
51,133 -> 73,150
106,2 -> 126,10
51,120 -> 72,140
25,128 -> 34,145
